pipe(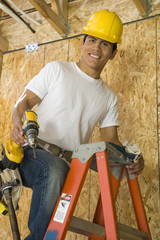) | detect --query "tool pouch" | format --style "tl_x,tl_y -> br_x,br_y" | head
0,167 -> 23,212
123,141 -> 142,162
108,141 -> 141,163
